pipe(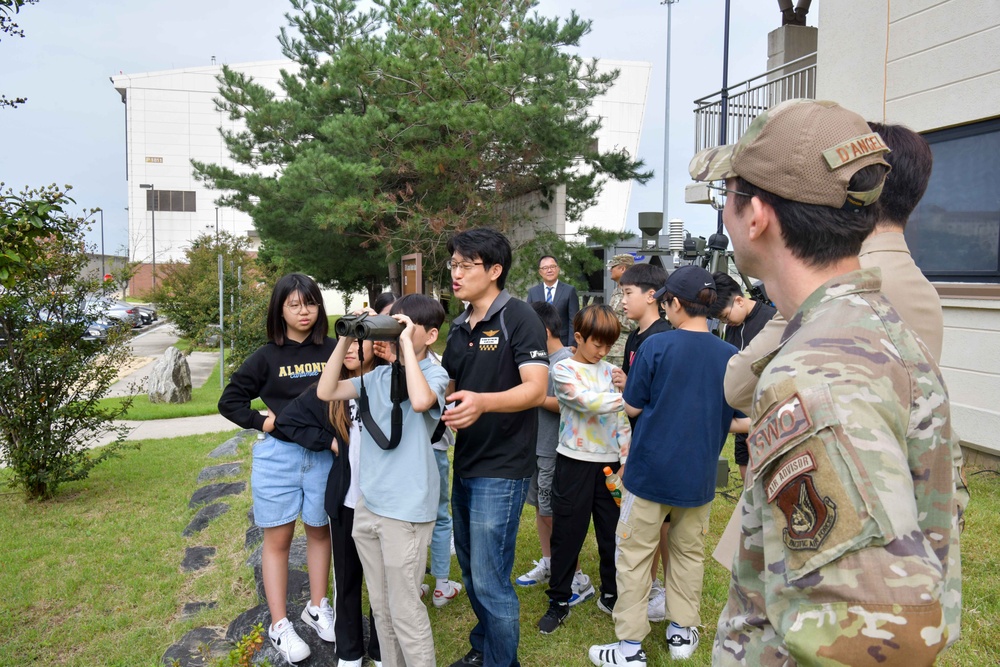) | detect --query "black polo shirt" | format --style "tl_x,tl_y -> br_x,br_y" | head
443,290 -> 549,479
